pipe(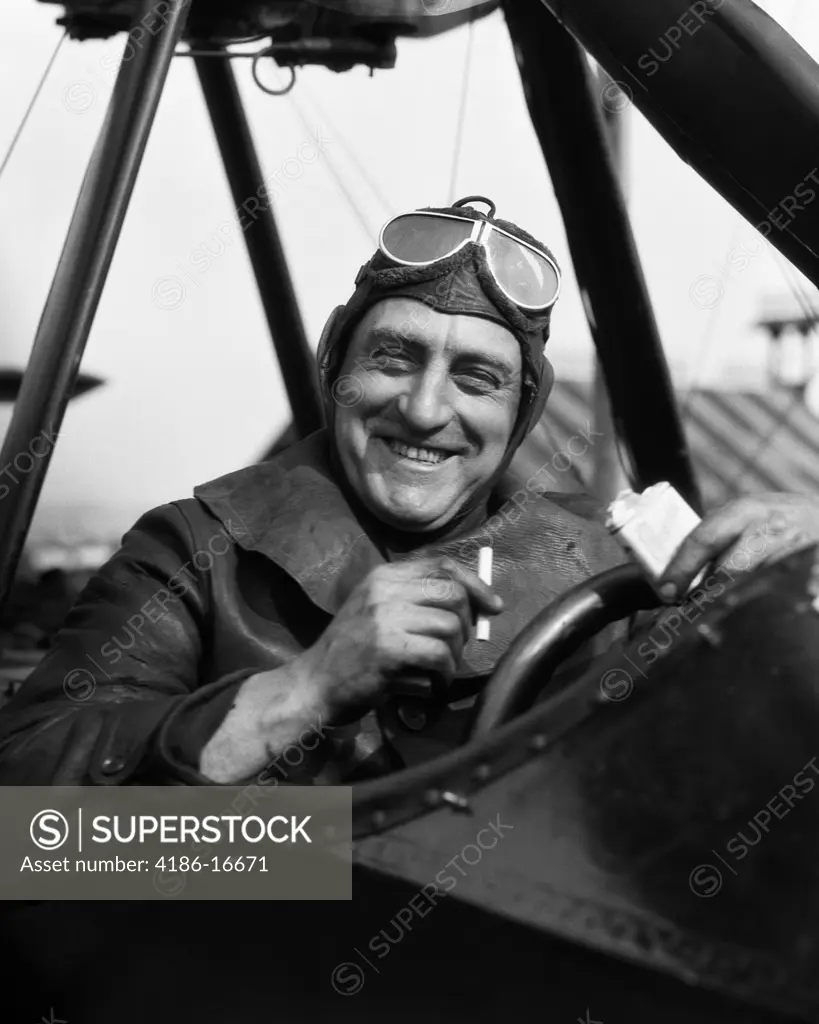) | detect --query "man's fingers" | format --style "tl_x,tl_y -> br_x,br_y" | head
658,499 -> 799,599
460,572 -> 504,614
377,555 -> 503,614
405,636 -> 458,681
658,523 -> 738,599
415,564 -> 503,615
429,558 -> 503,614
404,607 -> 469,652
658,501 -> 752,598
